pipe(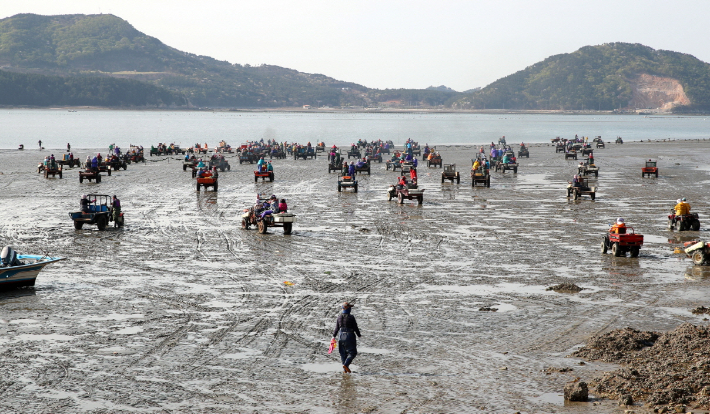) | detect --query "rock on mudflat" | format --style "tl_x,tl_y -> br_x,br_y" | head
564,381 -> 589,402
